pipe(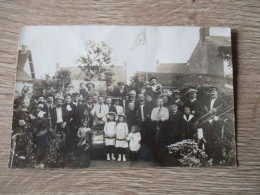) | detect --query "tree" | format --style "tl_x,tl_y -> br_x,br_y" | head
129,72 -> 146,93
217,46 -> 232,67
52,69 -> 72,95
78,40 -> 115,86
